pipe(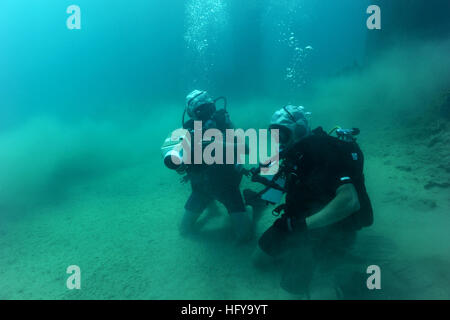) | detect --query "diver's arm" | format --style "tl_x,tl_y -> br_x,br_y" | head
305,183 -> 360,229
